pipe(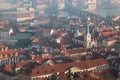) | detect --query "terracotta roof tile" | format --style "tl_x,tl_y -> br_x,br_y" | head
0,45 -> 6,48
107,37 -> 117,41
102,30 -> 118,37
61,48 -> 87,55
0,49 -> 24,55
27,58 -> 108,77
16,60 -> 29,68
17,14 -> 33,18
